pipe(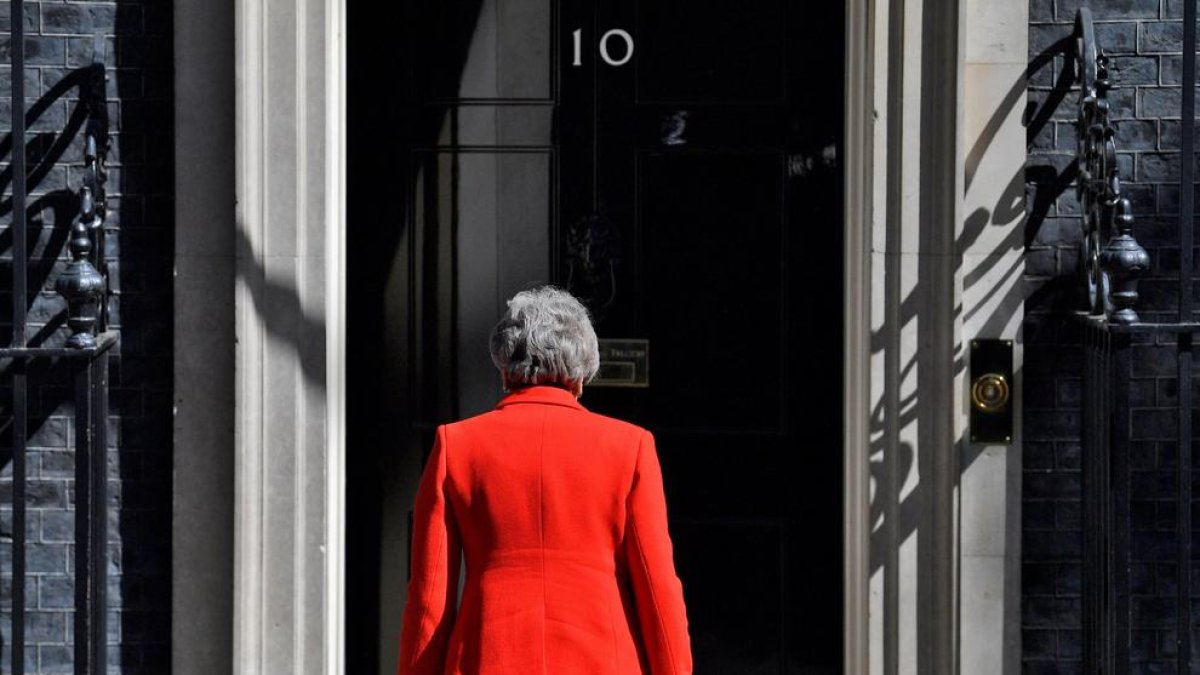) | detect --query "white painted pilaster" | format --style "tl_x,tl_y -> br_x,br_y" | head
855,0 -> 998,672
232,0 -> 346,673
959,0 -> 1027,672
